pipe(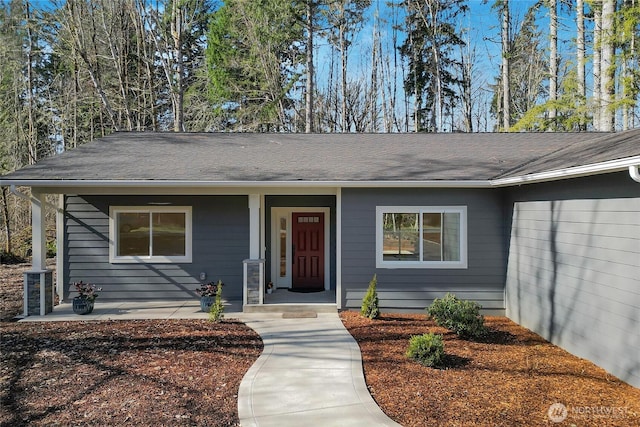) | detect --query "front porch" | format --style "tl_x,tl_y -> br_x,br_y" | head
19,289 -> 338,321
